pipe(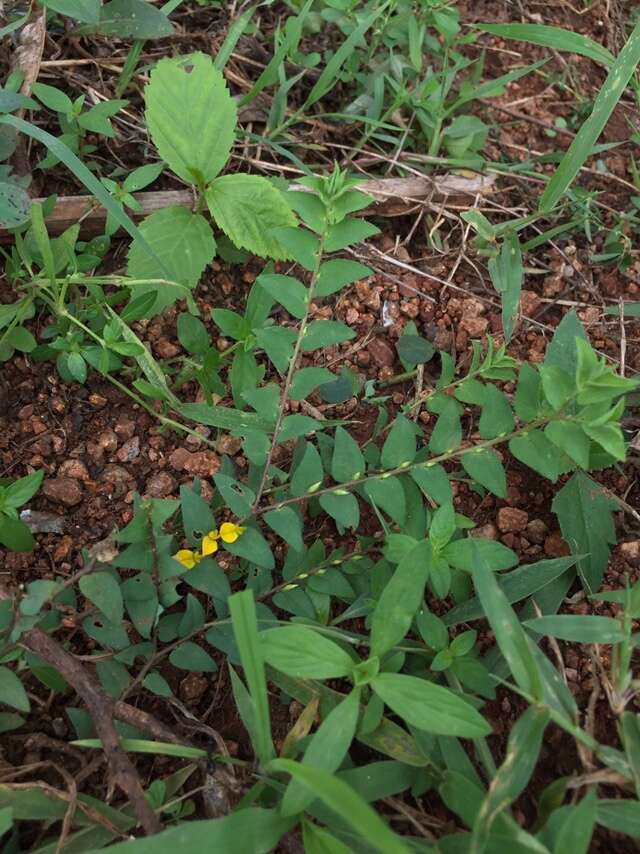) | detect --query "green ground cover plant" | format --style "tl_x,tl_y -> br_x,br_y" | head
0,1 -> 639,852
